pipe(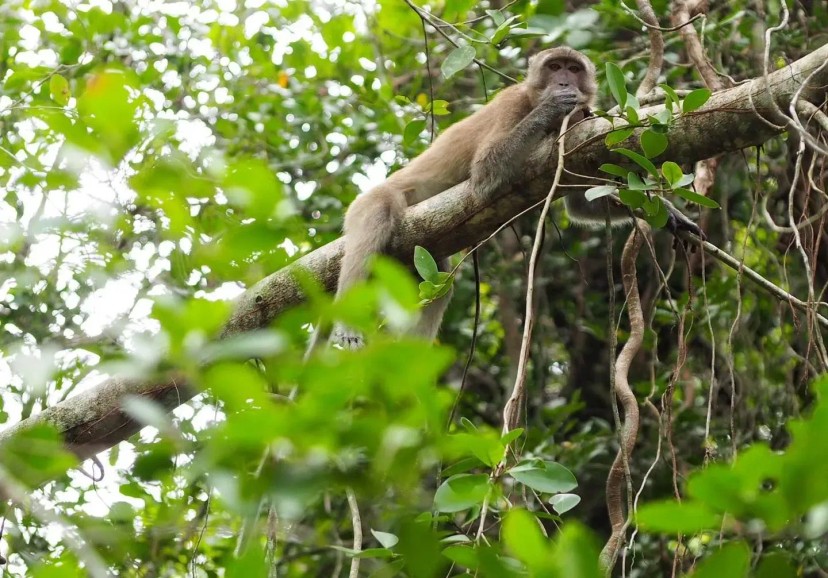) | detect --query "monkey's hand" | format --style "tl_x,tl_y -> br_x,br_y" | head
330,323 -> 365,350
541,90 -> 579,124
